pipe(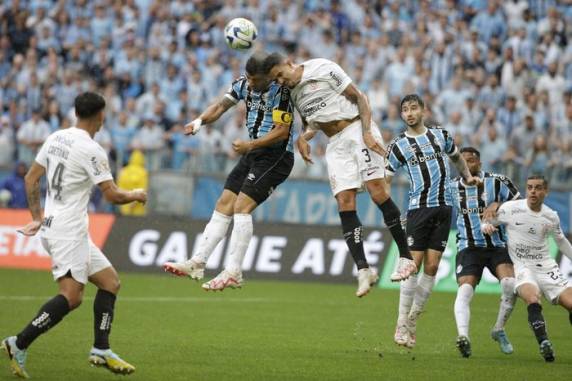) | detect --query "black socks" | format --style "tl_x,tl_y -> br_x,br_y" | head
339,211 -> 369,270
93,289 -> 117,350
377,198 -> 412,260
527,303 -> 548,344
16,294 -> 70,349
